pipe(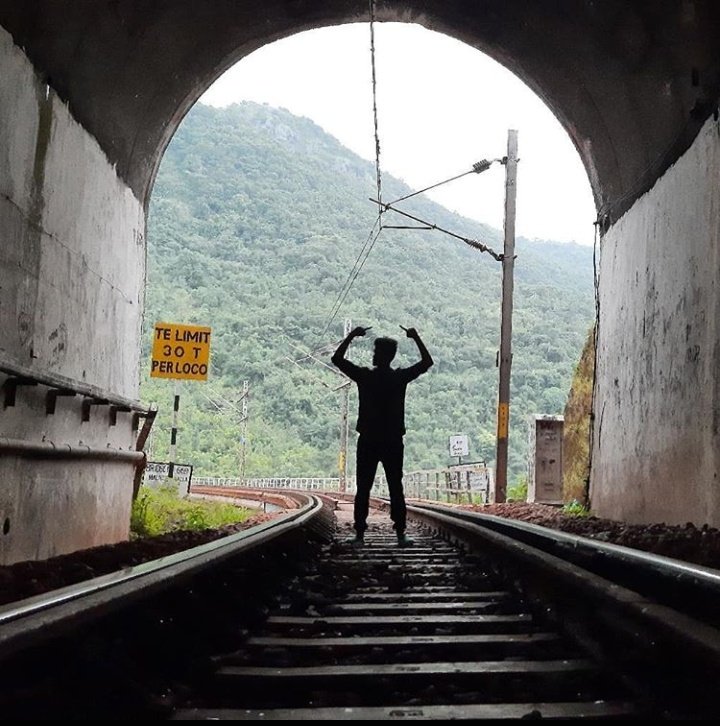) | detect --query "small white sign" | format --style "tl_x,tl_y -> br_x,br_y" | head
448,434 -> 469,458
144,461 -> 193,484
